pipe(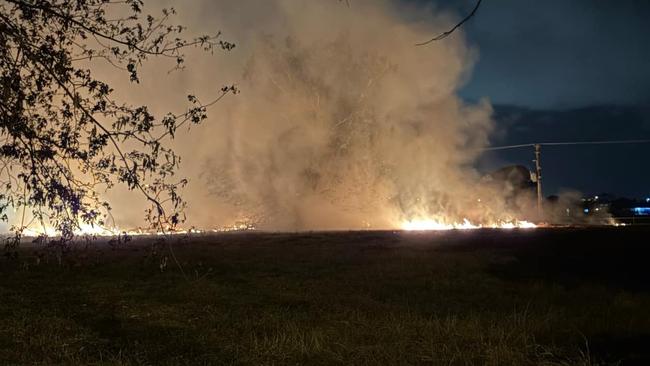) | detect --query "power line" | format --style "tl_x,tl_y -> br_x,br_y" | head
482,143 -> 535,151
541,139 -> 650,147
482,138 -> 650,151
